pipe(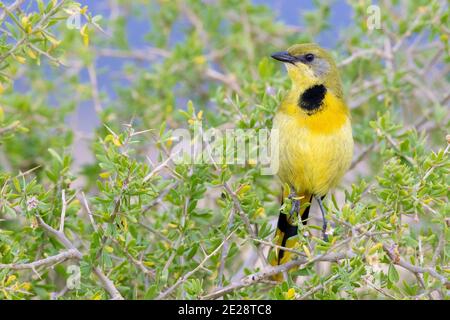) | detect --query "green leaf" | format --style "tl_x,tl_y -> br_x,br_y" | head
12,177 -> 21,193
48,148 -> 63,165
